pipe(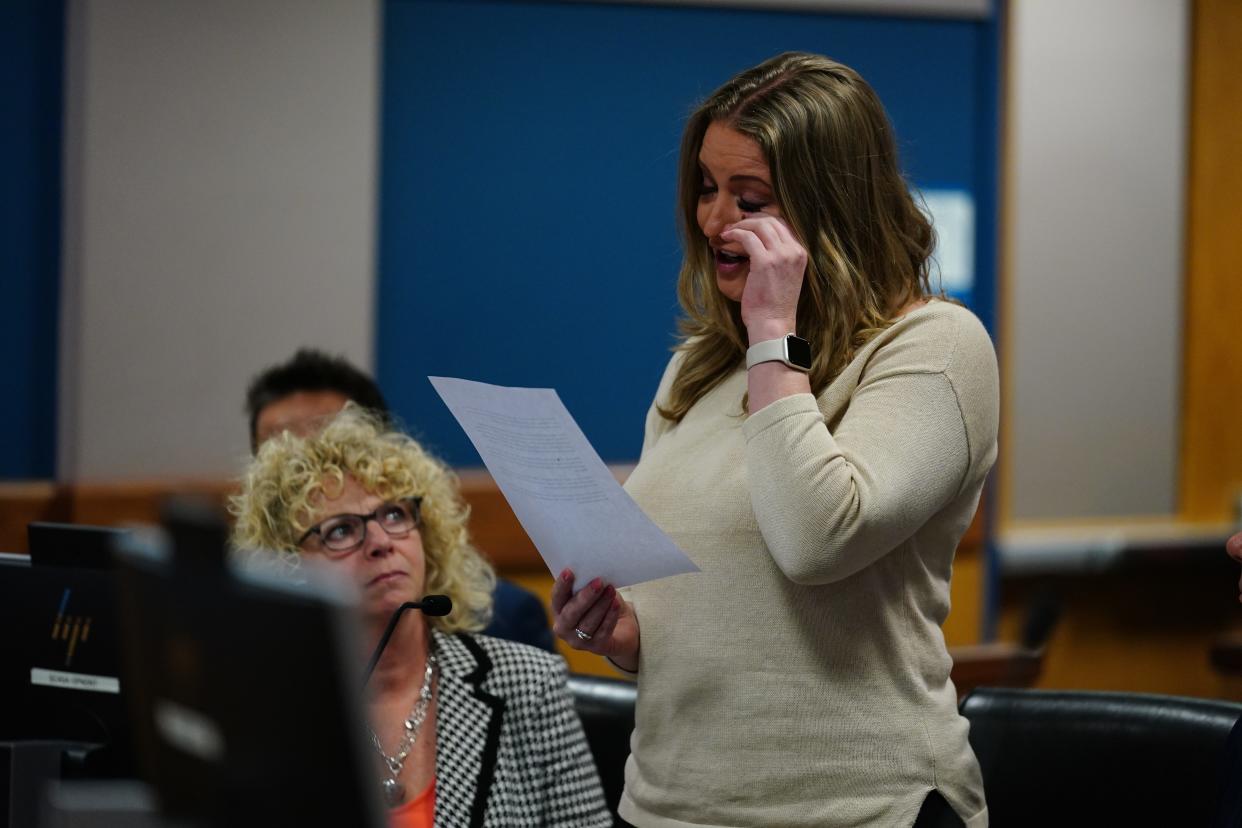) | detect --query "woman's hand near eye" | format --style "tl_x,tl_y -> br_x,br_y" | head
550,569 -> 640,672
725,215 -> 813,413
721,215 -> 808,340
